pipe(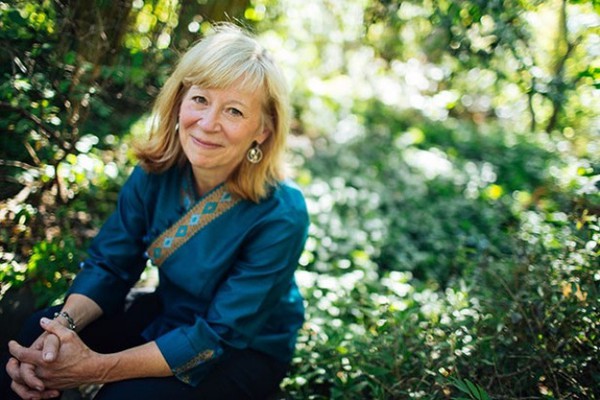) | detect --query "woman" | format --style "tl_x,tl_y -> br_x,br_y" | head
1,24 -> 309,400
